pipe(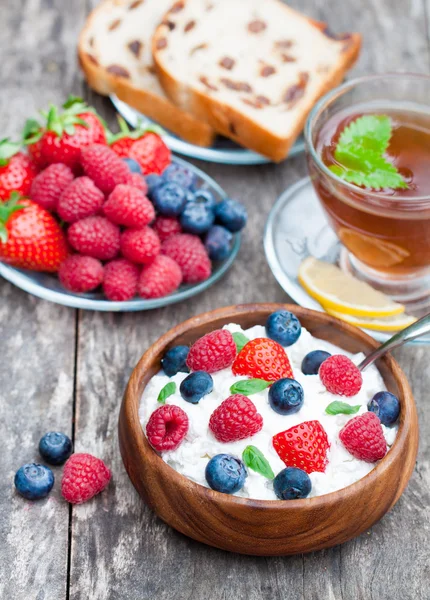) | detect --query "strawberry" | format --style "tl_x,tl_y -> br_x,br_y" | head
108,116 -> 160,158
273,420 -> 330,474
0,193 -> 68,272
232,338 -> 294,382
129,133 -> 171,175
0,139 -> 38,201
23,96 -> 107,171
